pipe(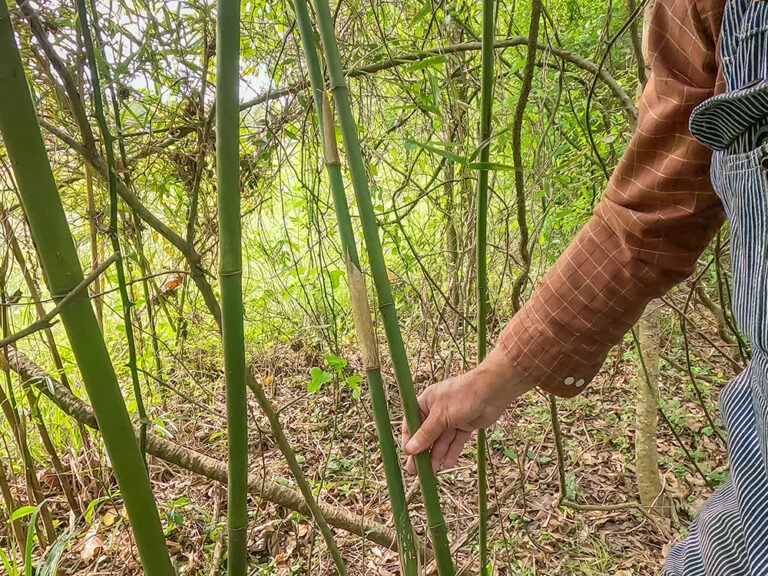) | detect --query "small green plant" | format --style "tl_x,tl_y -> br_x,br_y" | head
307,354 -> 363,399
0,542 -> 19,576
164,496 -> 189,536
39,530 -> 75,576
